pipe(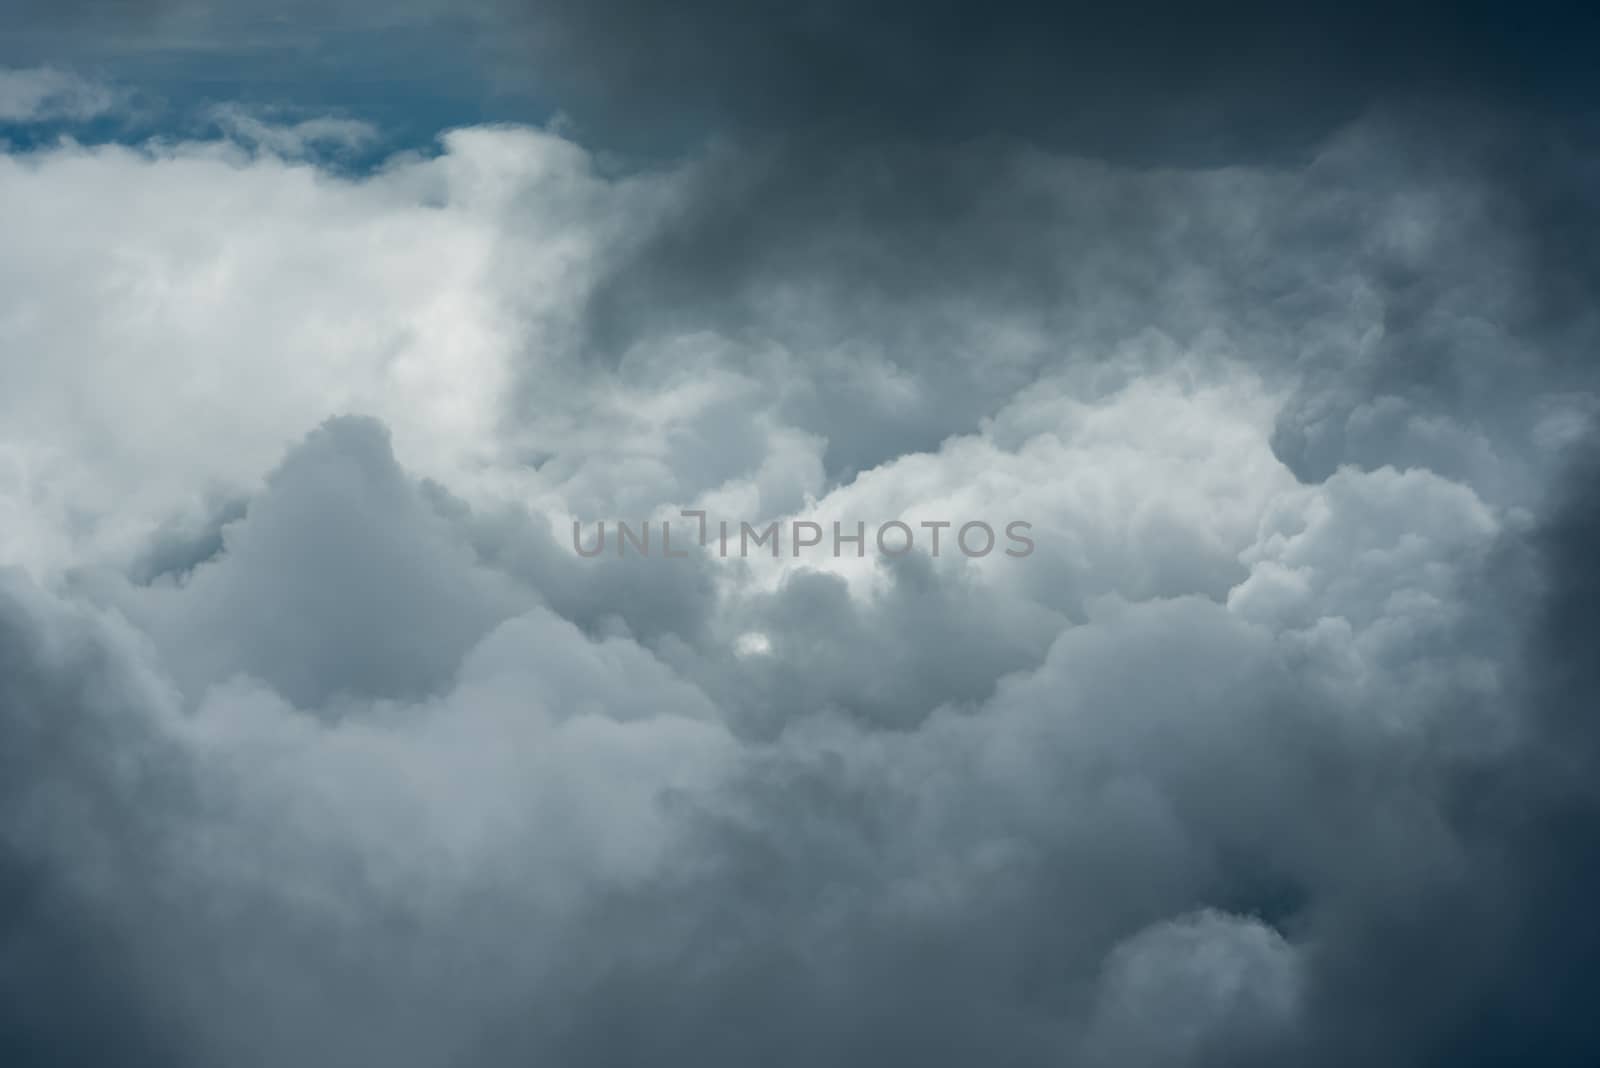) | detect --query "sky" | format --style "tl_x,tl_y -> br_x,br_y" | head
3,3 -> 1600,1066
